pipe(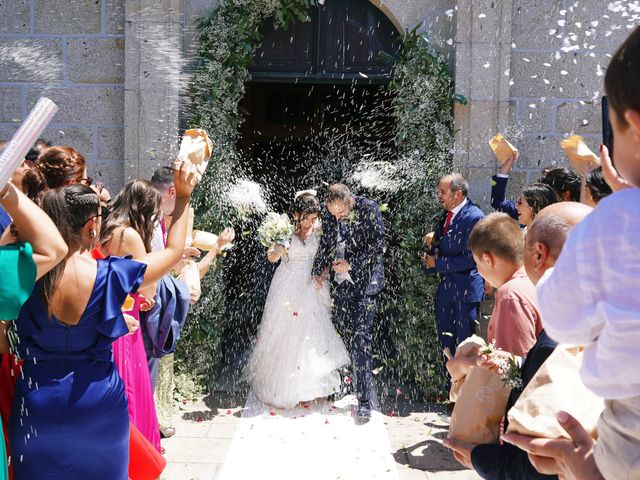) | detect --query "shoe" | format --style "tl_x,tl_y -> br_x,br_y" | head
160,426 -> 176,439
355,401 -> 371,424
